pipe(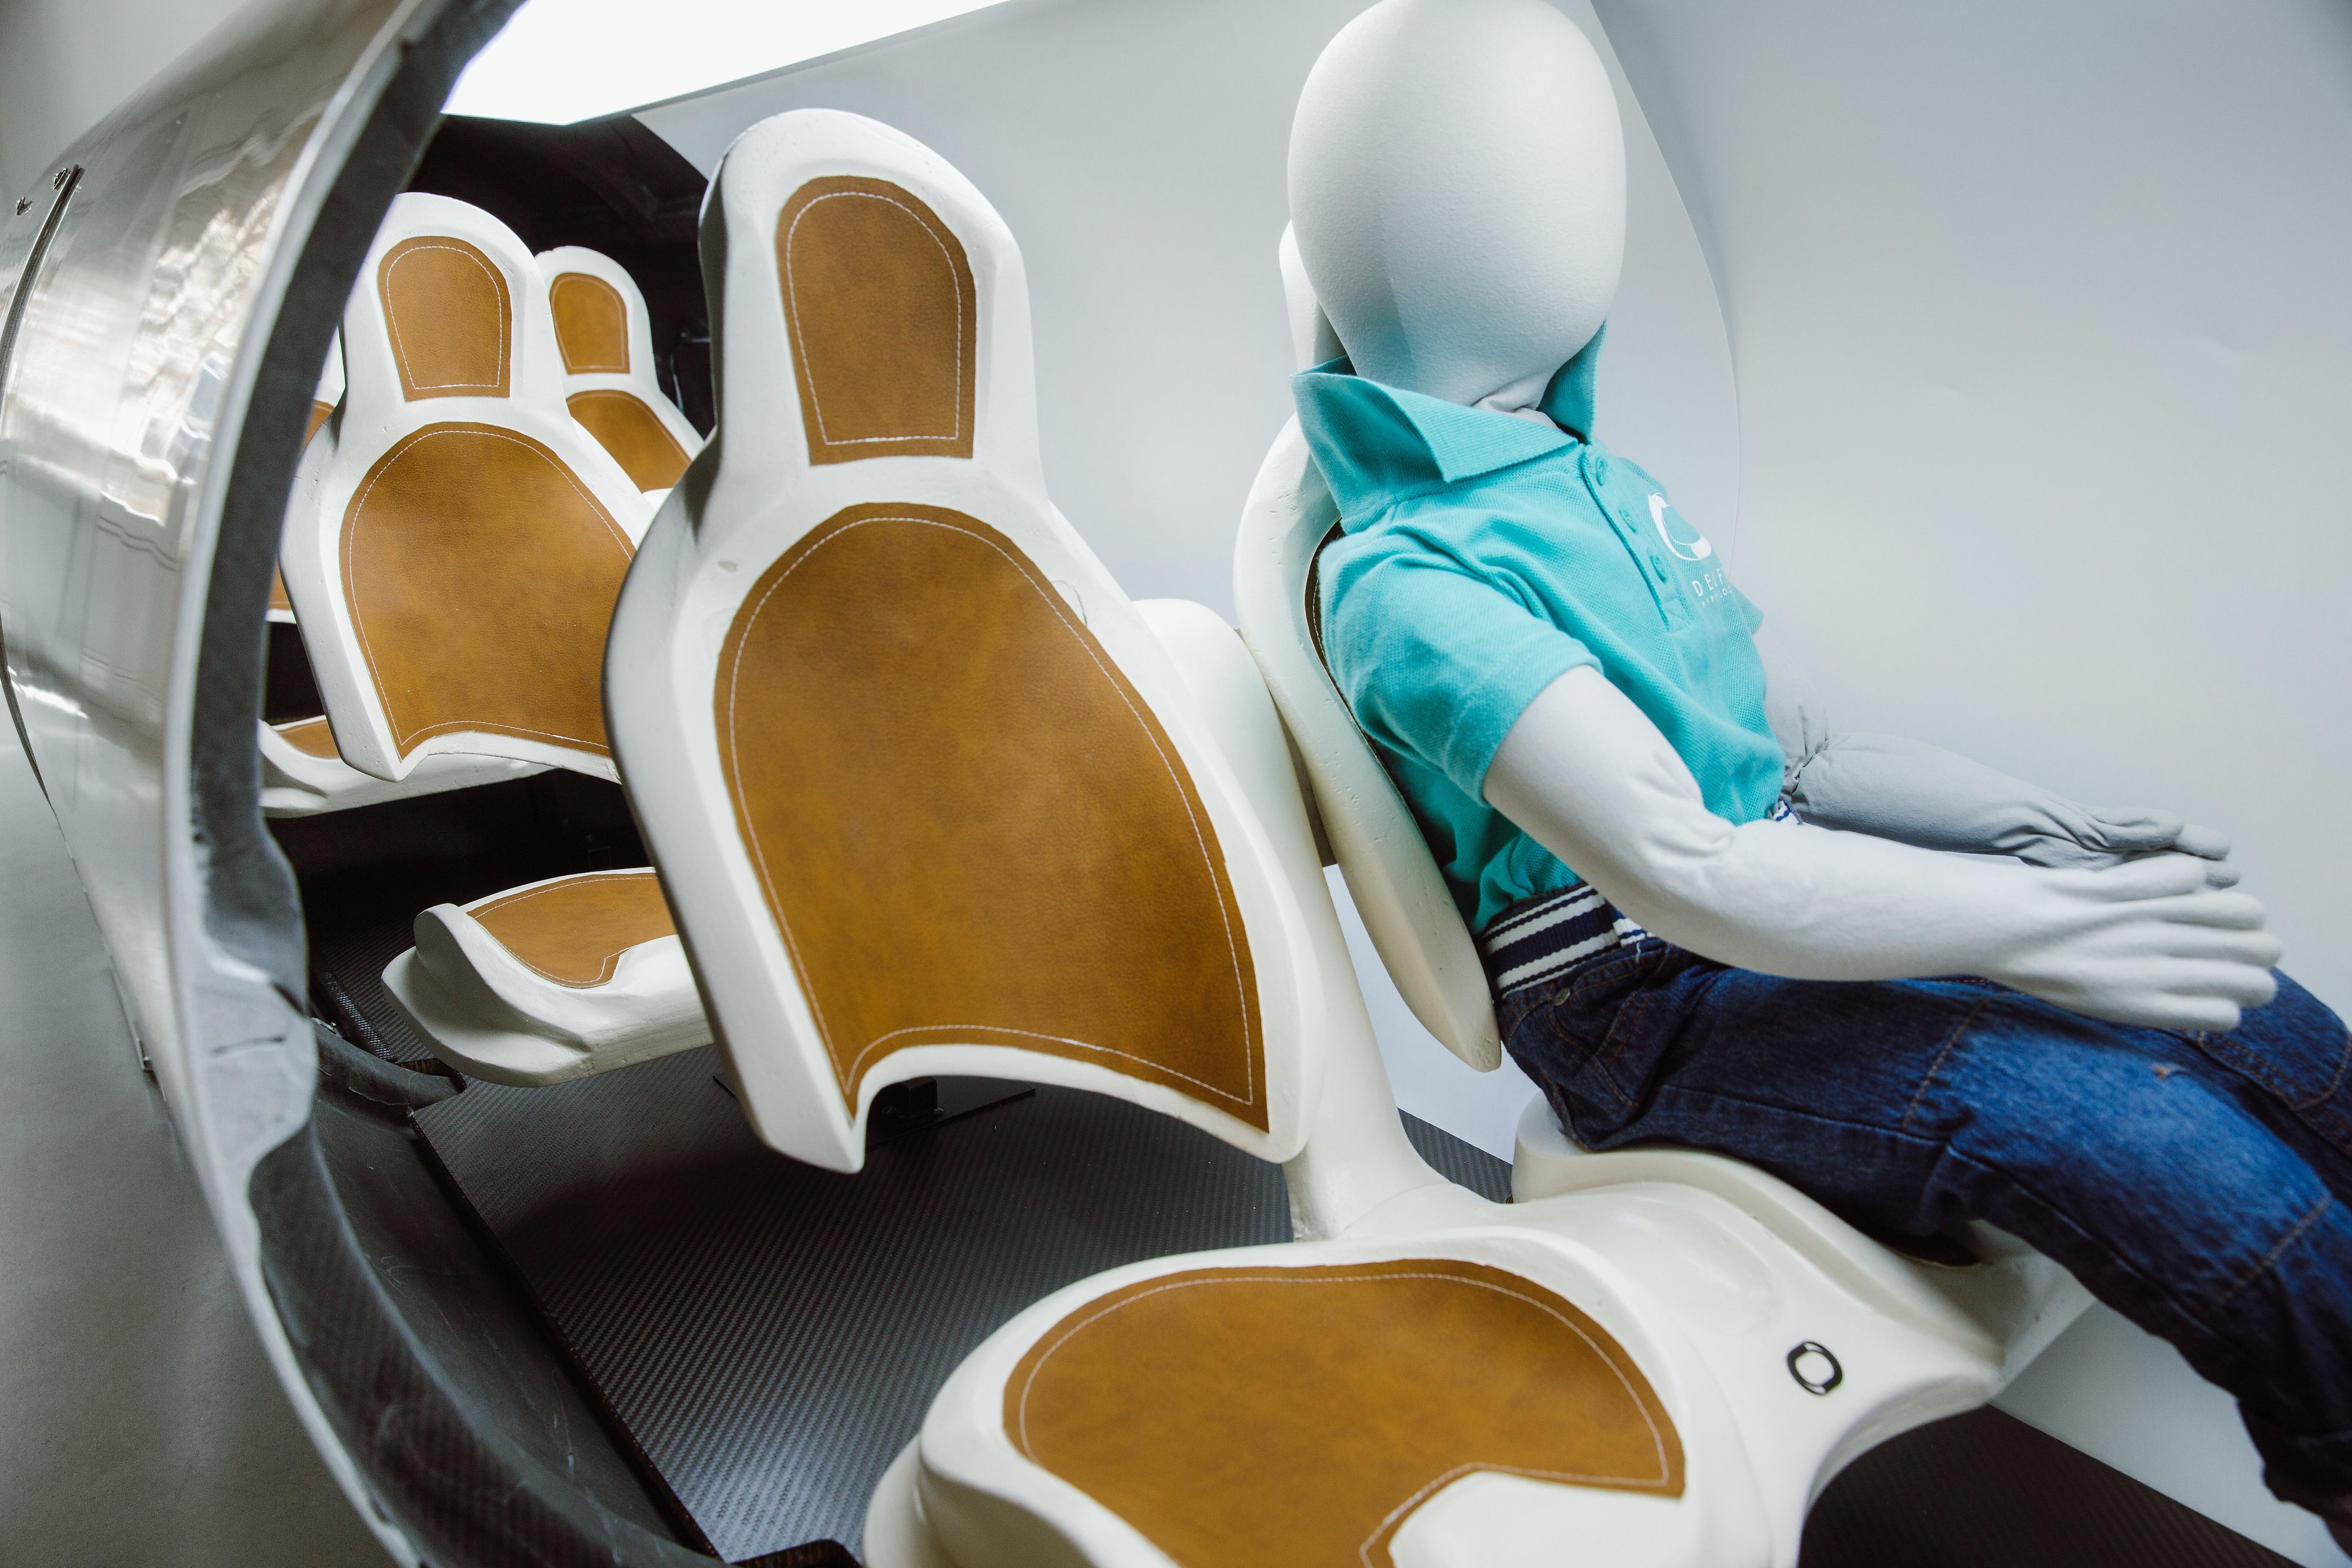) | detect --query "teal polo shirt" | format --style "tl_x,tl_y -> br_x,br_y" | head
1296,338 -> 1784,932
